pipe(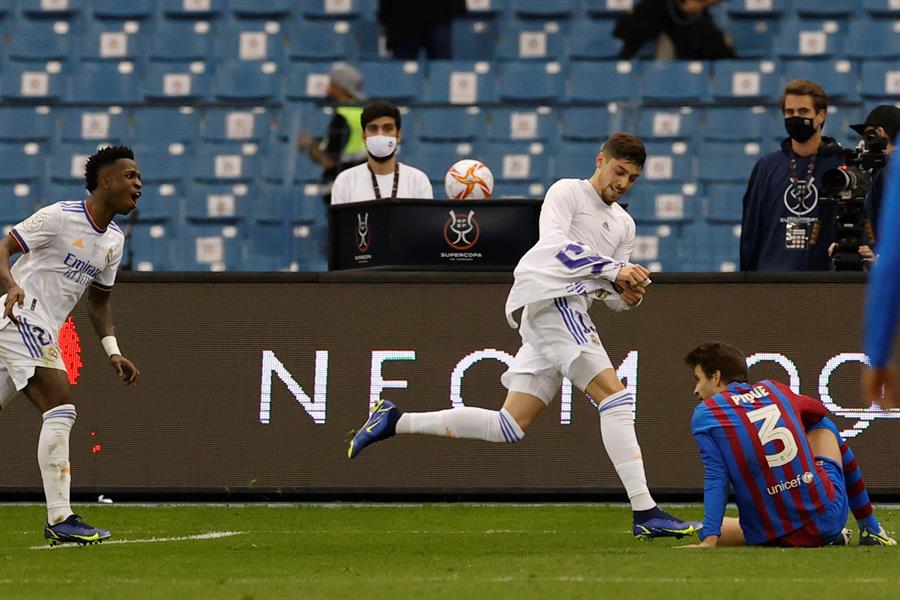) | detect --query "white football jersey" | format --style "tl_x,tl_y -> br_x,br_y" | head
8,201 -> 124,331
